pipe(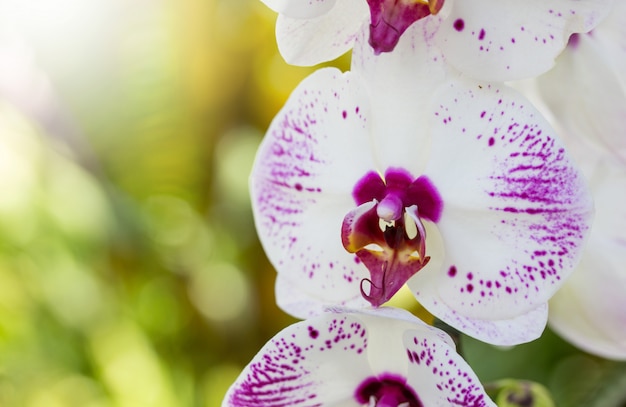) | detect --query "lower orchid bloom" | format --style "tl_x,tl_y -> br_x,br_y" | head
251,21 -> 593,345
222,307 -> 496,407
261,0 -> 612,81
